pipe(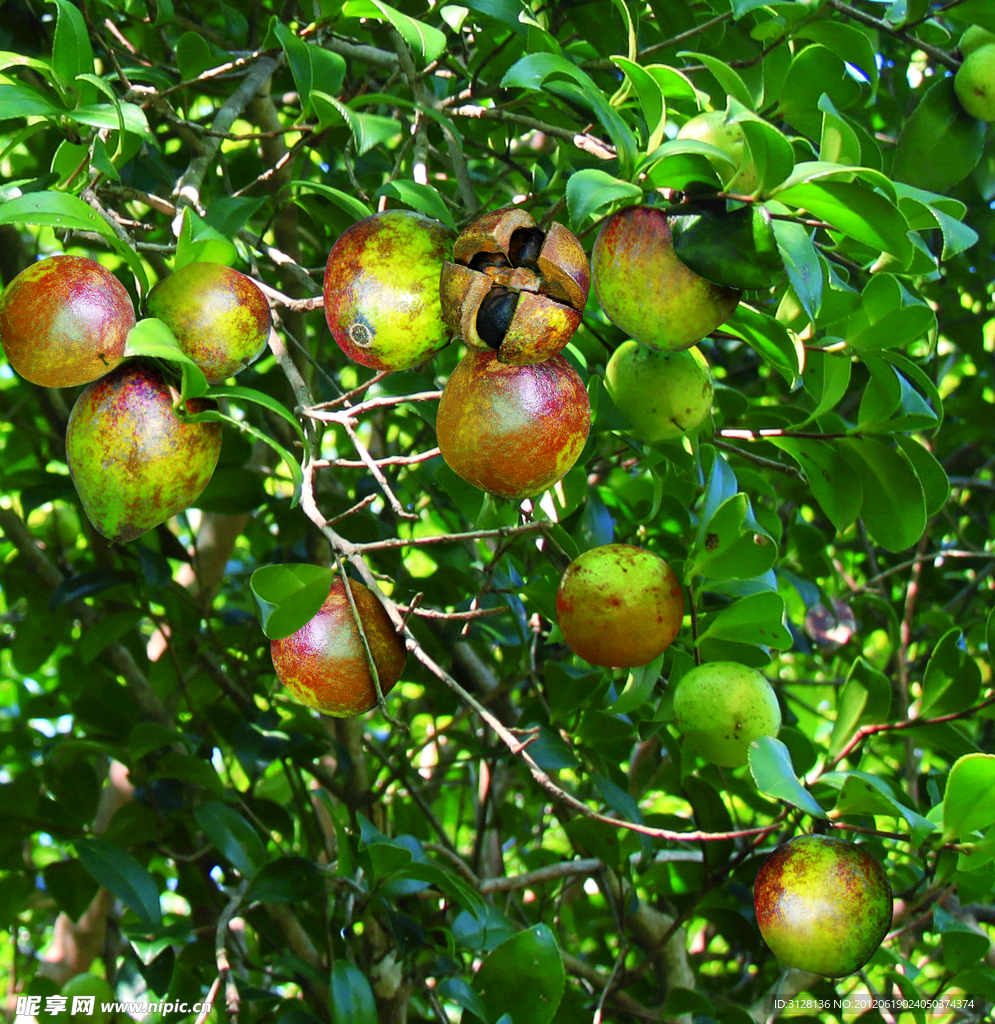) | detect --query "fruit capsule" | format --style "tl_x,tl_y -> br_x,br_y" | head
440,207 -> 590,365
